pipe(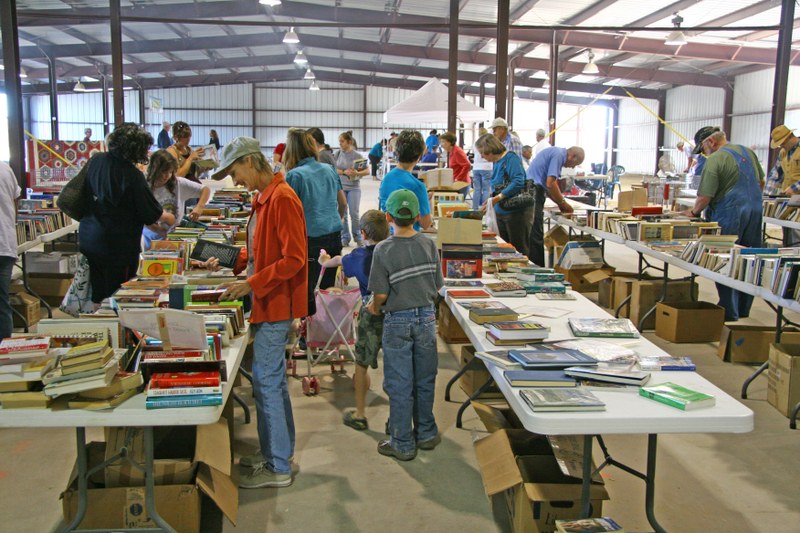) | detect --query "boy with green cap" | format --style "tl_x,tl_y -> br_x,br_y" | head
366,189 -> 444,461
